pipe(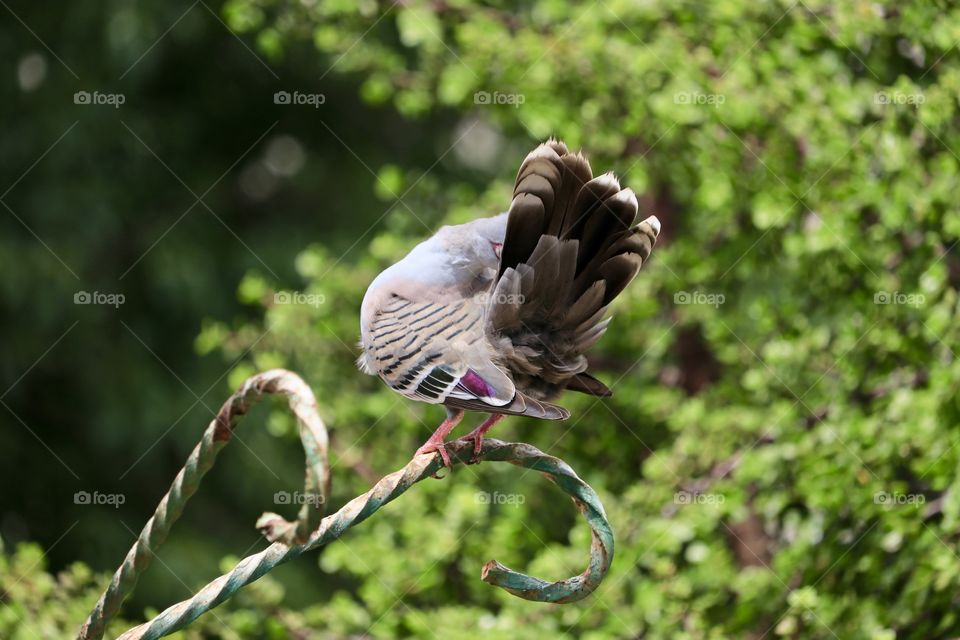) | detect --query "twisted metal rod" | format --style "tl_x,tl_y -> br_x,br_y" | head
79,370 -> 614,640
77,369 -> 329,640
